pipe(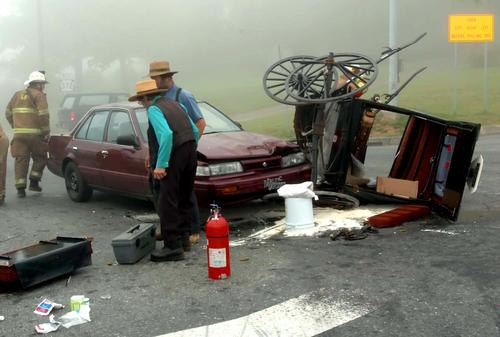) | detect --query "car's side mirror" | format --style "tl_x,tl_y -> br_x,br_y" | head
117,134 -> 140,149
234,121 -> 242,129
